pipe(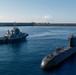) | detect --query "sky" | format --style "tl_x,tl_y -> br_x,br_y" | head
0,0 -> 76,23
